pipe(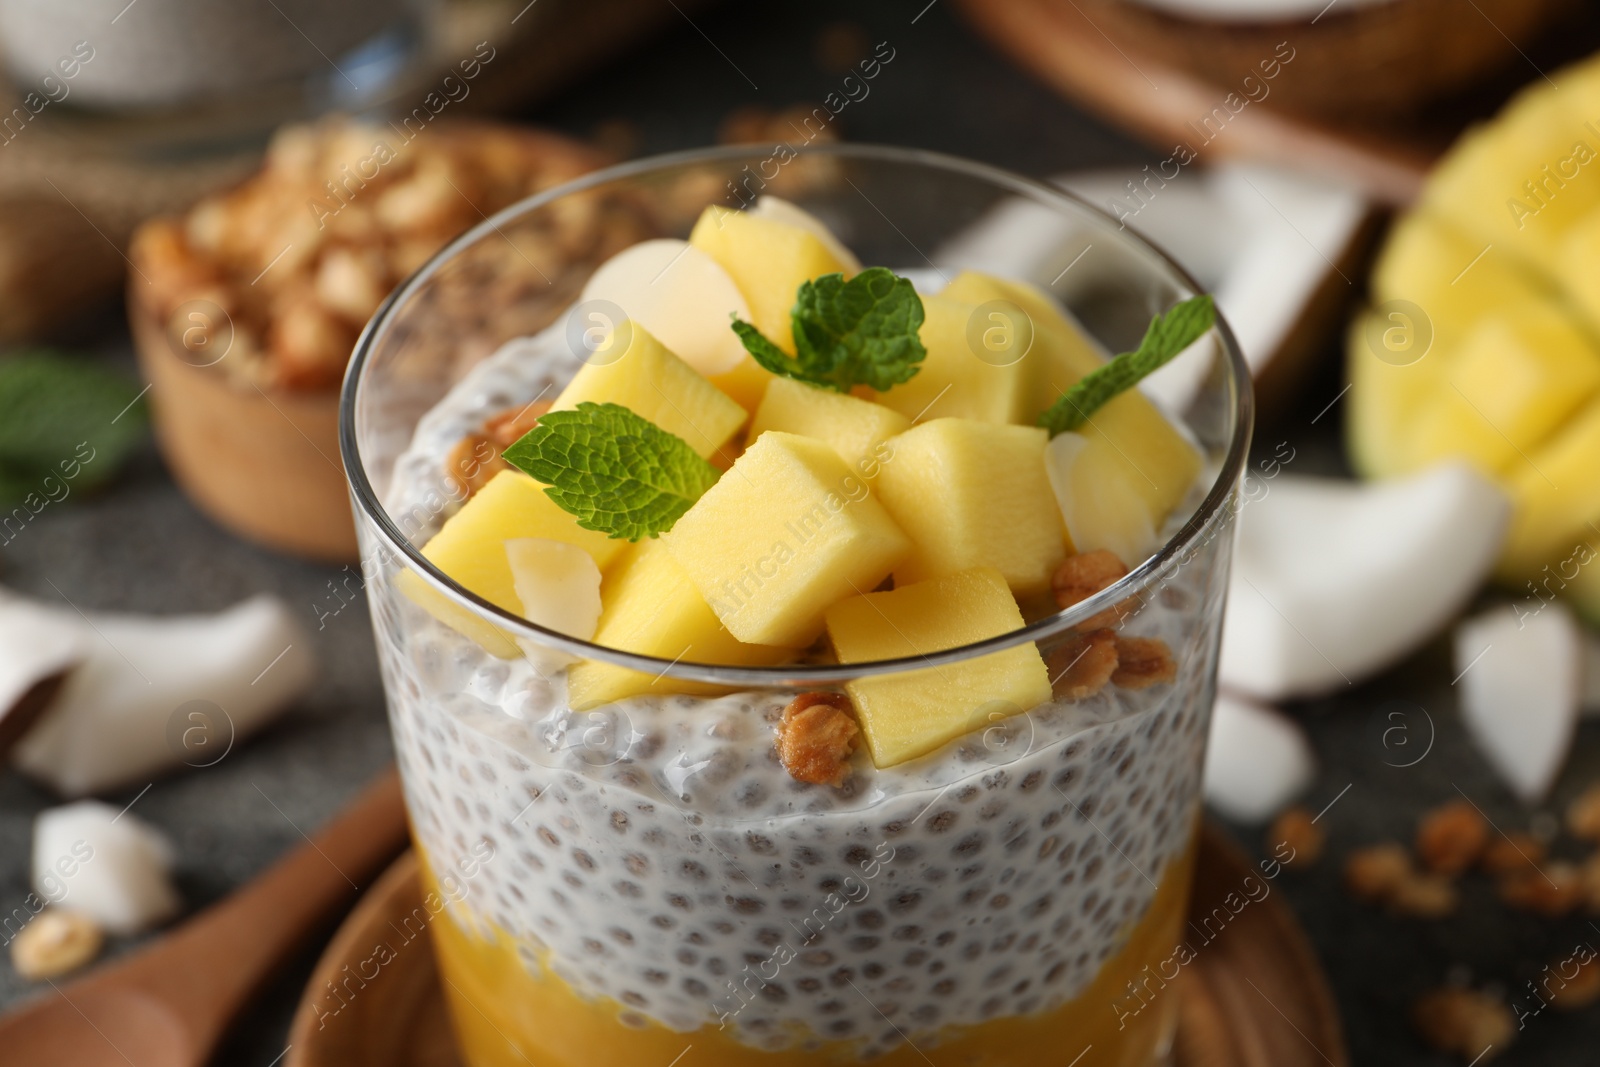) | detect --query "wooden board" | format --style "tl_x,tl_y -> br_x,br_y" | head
285,824 -> 1346,1067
